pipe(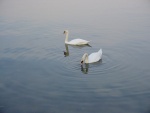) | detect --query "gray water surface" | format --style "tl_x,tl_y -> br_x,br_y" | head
0,0 -> 150,113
